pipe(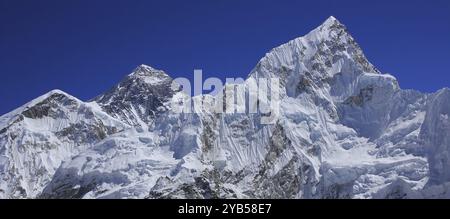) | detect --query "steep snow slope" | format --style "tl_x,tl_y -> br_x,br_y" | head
1,16 -> 450,199
0,90 -> 127,198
